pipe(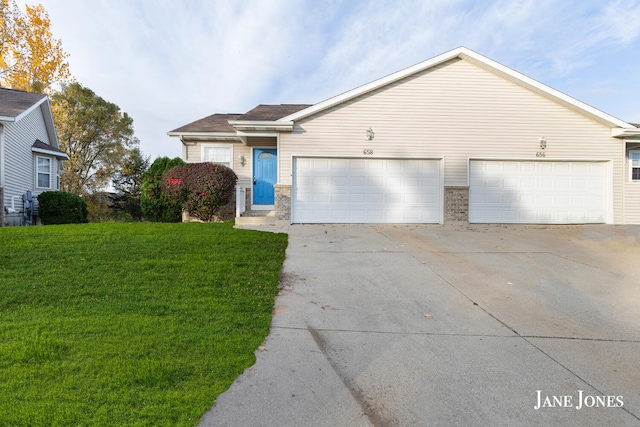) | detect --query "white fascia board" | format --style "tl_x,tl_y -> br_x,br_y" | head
0,116 -> 15,122
228,120 -> 294,132
611,128 -> 640,138
13,95 -> 47,122
167,131 -> 241,141
32,146 -> 70,160
40,100 -> 60,148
